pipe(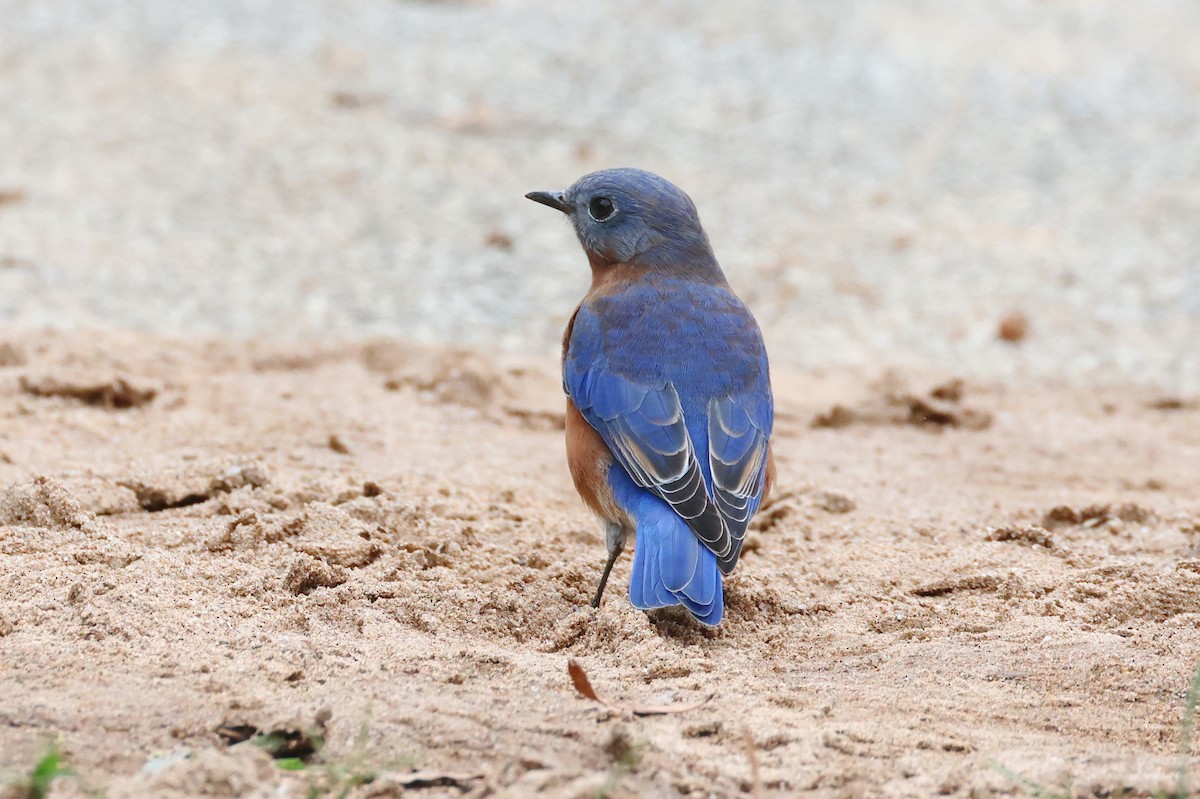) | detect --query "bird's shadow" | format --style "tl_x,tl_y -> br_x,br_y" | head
646,607 -> 723,642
